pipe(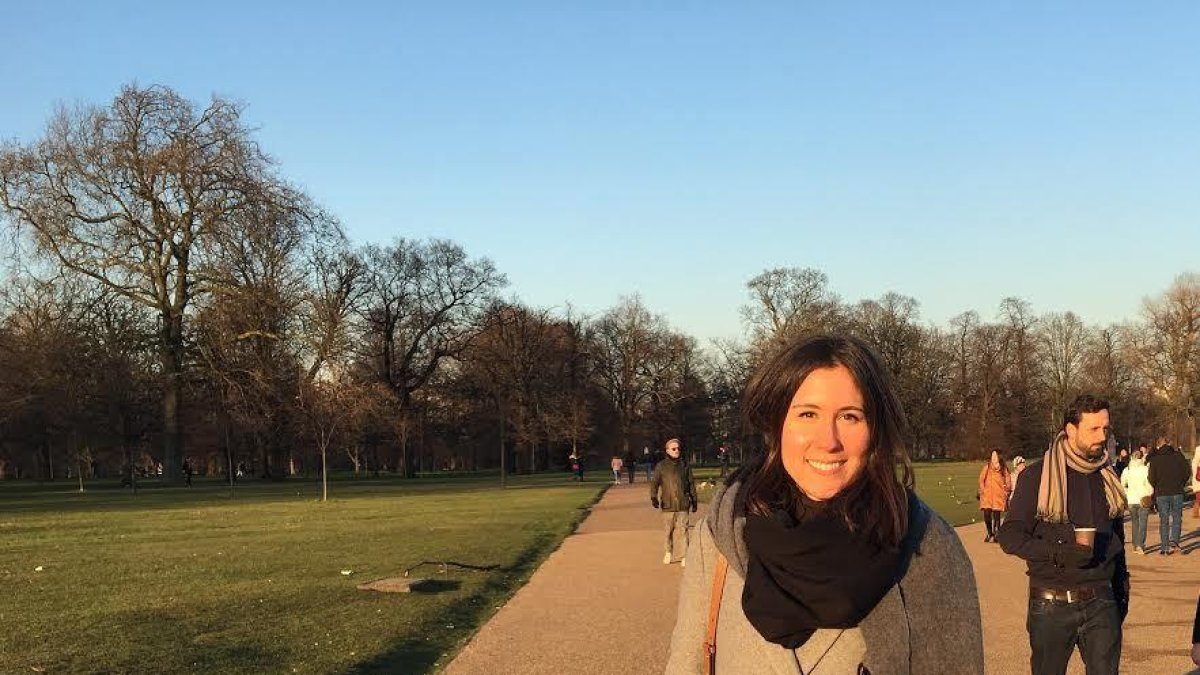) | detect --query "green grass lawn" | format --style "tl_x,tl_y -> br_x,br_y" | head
910,461 -> 988,527
692,461 -> 986,526
0,473 -> 605,675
